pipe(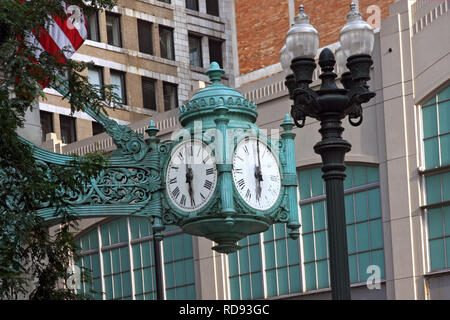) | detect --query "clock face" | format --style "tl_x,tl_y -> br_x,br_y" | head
232,137 -> 281,211
166,139 -> 217,212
